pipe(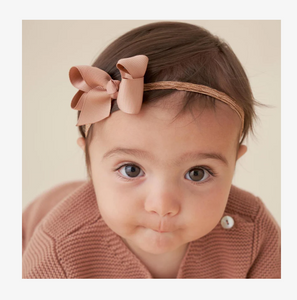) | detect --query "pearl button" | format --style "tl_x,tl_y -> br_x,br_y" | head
221,216 -> 234,229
